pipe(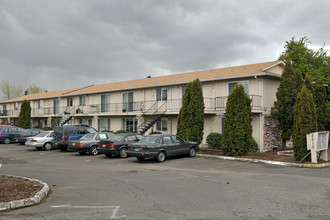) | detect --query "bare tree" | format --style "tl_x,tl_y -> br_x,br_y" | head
0,80 -> 23,100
